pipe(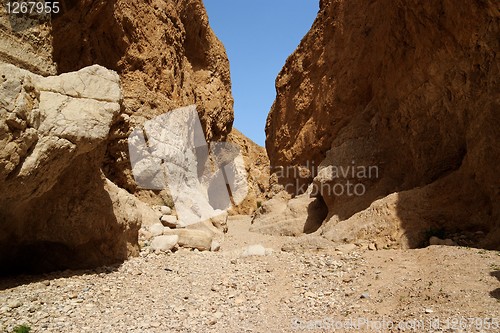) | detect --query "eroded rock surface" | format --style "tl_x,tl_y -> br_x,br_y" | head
265,0 -> 500,248
49,0 -> 234,199
0,0 -> 254,273
0,64 -> 143,274
0,8 -> 56,75
227,129 -> 270,215
251,190 -> 327,237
